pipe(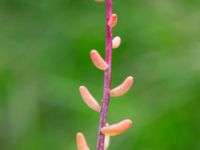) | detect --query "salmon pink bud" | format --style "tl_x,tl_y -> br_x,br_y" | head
79,86 -> 101,112
110,76 -> 134,97
101,119 -> 133,136
112,36 -> 121,49
104,135 -> 110,150
95,0 -> 104,2
104,123 -> 110,150
108,13 -> 118,28
90,50 -> 108,71
76,132 -> 90,150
